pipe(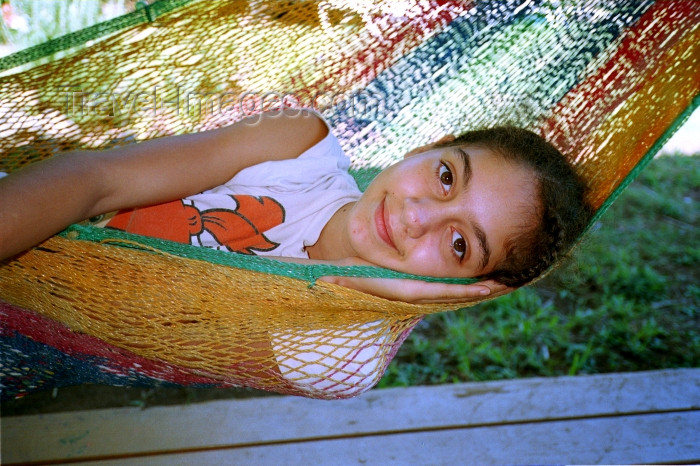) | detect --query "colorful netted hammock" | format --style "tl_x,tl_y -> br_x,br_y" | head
0,0 -> 698,400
